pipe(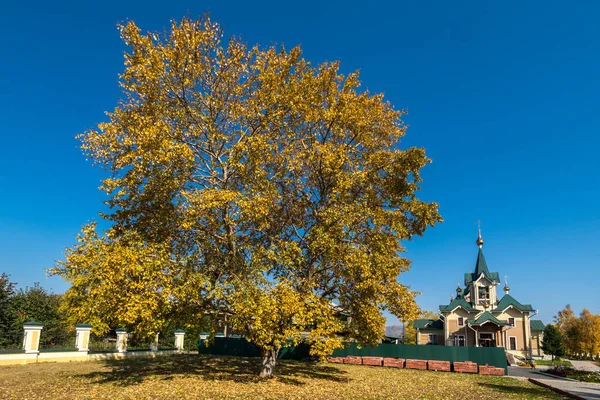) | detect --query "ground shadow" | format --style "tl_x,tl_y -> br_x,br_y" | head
477,382 -> 568,398
77,355 -> 349,387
